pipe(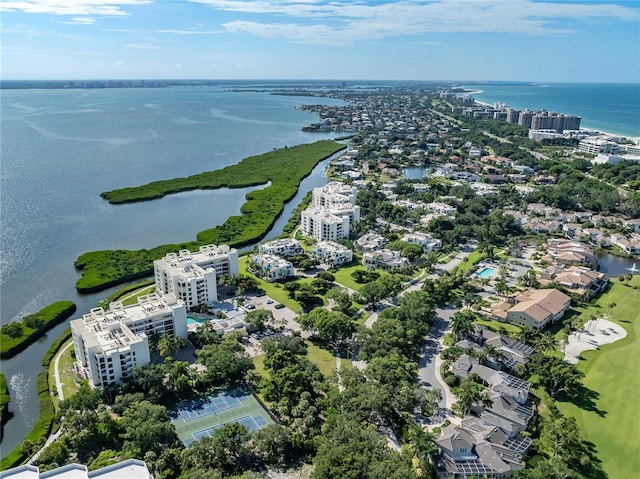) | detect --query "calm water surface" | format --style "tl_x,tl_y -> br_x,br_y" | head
0,87 -> 343,456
